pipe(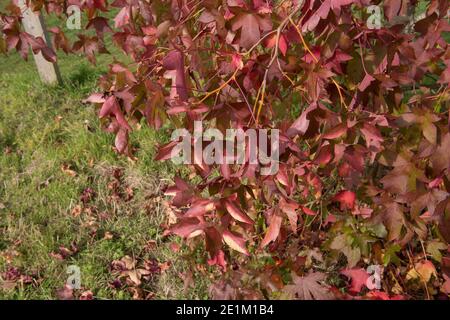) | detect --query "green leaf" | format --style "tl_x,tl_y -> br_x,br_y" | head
383,244 -> 401,266
426,241 -> 447,262
367,223 -> 388,239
